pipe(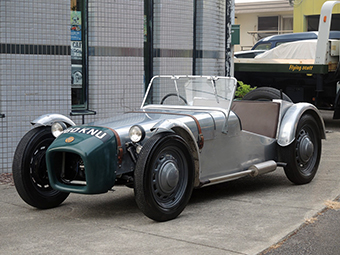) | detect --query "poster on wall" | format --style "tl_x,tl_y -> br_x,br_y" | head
71,11 -> 82,41
71,64 -> 83,87
71,41 -> 82,60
